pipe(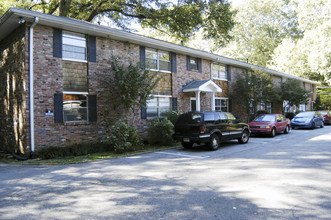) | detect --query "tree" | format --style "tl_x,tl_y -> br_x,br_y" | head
1,0 -> 235,47
94,56 -> 159,115
230,68 -> 279,119
269,0 -> 331,84
279,78 -> 311,112
315,87 -> 331,110
219,0 -> 301,67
